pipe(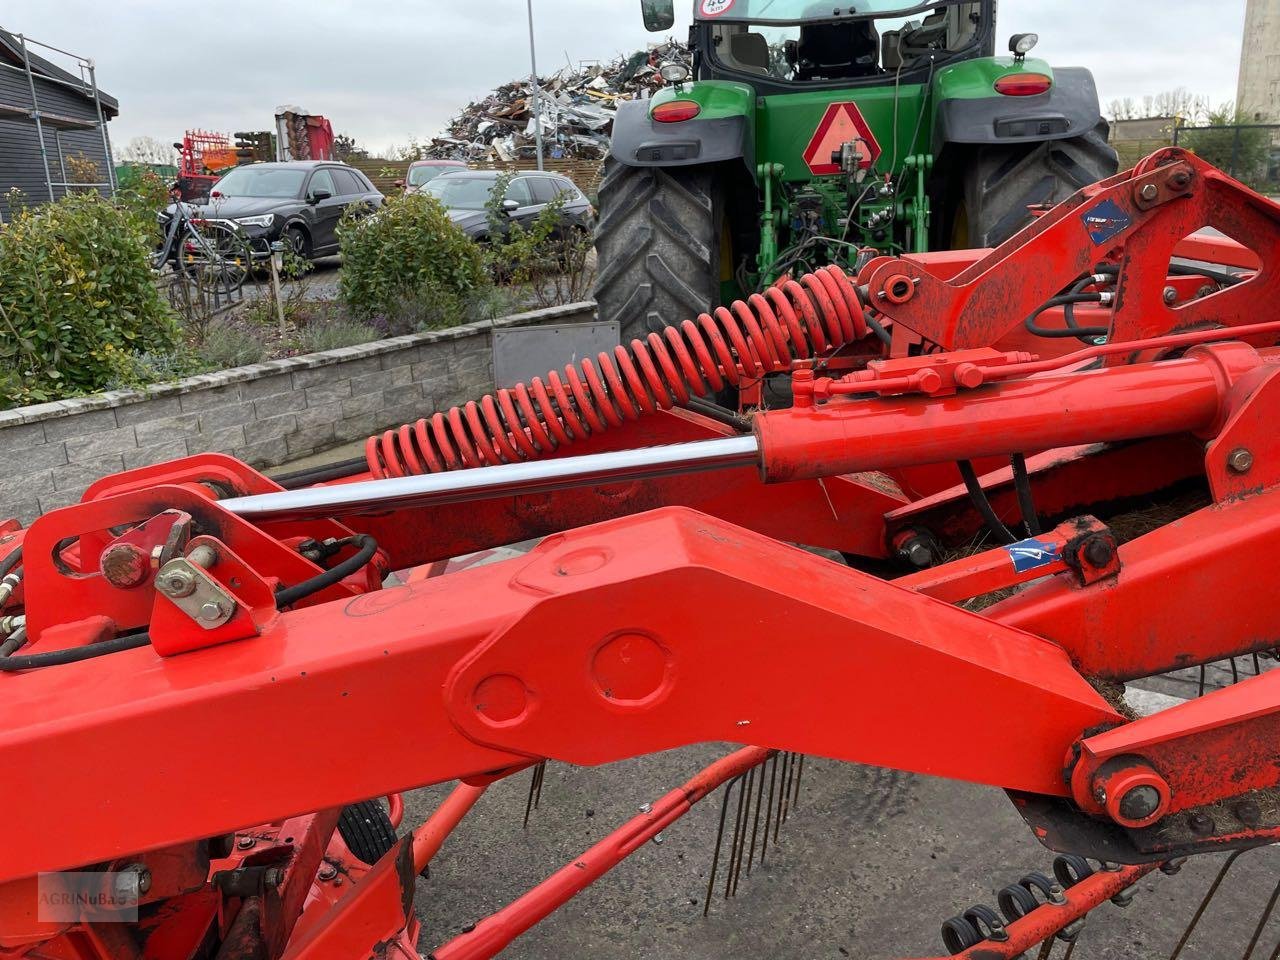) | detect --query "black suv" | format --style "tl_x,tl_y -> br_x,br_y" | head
163,161 -> 383,260
423,169 -> 594,241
